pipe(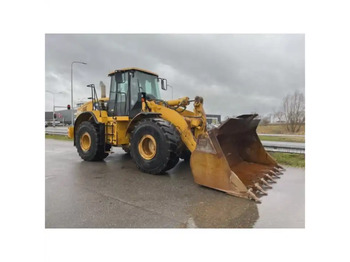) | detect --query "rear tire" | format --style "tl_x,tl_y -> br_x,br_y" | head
130,118 -> 181,174
76,121 -> 109,161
